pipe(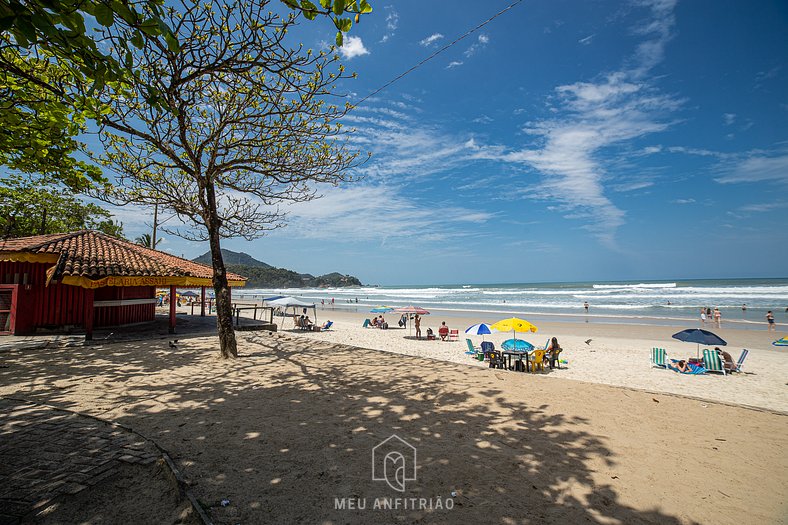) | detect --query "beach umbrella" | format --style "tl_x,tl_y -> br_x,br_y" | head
502,338 -> 534,351
370,306 -> 394,313
393,306 -> 430,337
772,337 -> 788,347
465,323 -> 495,342
672,328 -> 726,359
490,317 -> 538,353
